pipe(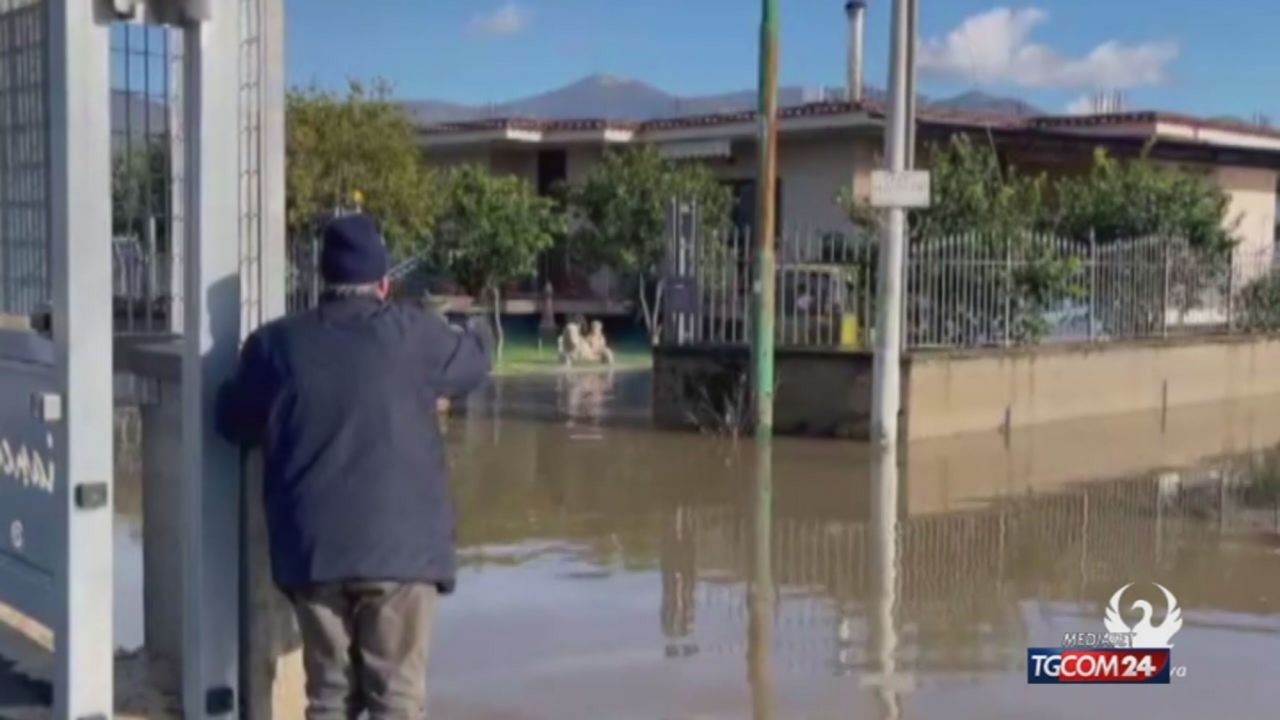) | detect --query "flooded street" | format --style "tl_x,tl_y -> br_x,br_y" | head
431,371 -> 1280,719
45,370 -> 1280,718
